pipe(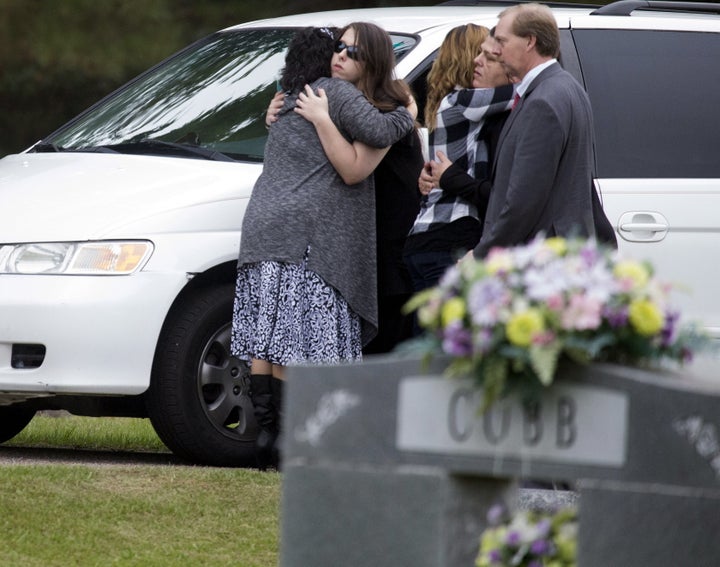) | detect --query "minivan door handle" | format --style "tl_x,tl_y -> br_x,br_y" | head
618,212 -> 669,242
